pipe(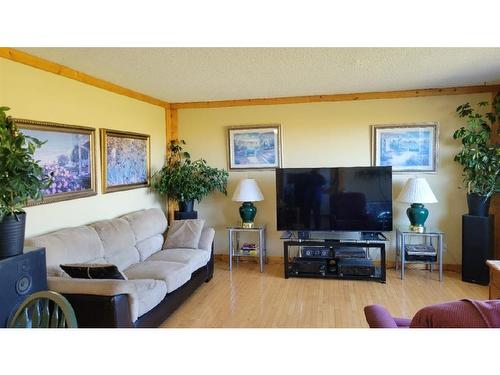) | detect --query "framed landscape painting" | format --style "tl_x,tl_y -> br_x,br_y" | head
15,118 -> 97,205
100,129 -> 150,193
371,123 -> 438,173
227,124 -> 282,170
